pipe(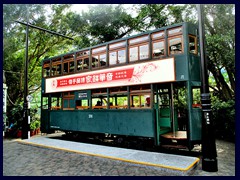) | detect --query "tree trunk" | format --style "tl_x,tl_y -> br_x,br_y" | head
208,66 -> 233,101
